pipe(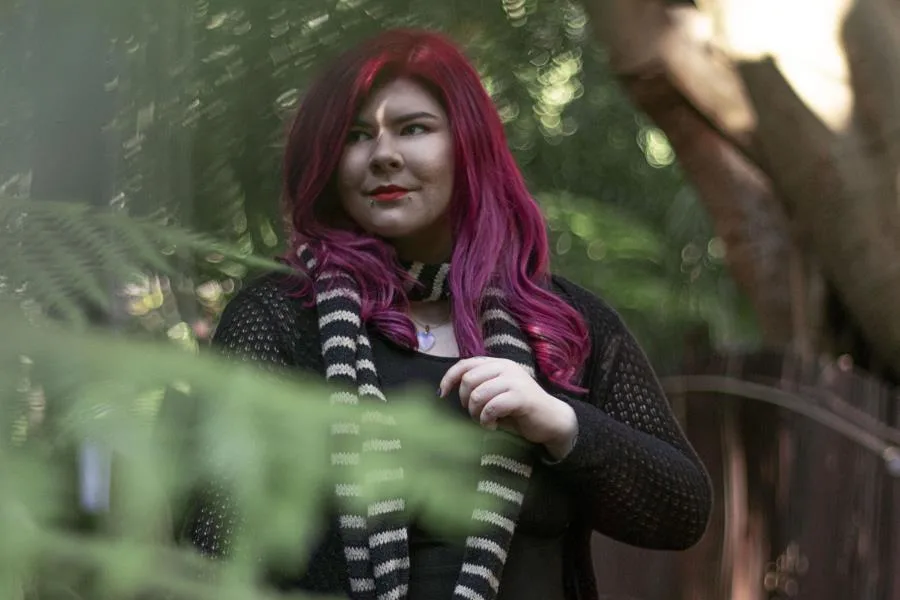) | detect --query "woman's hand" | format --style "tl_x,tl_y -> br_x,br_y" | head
438,357 -> 578,460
